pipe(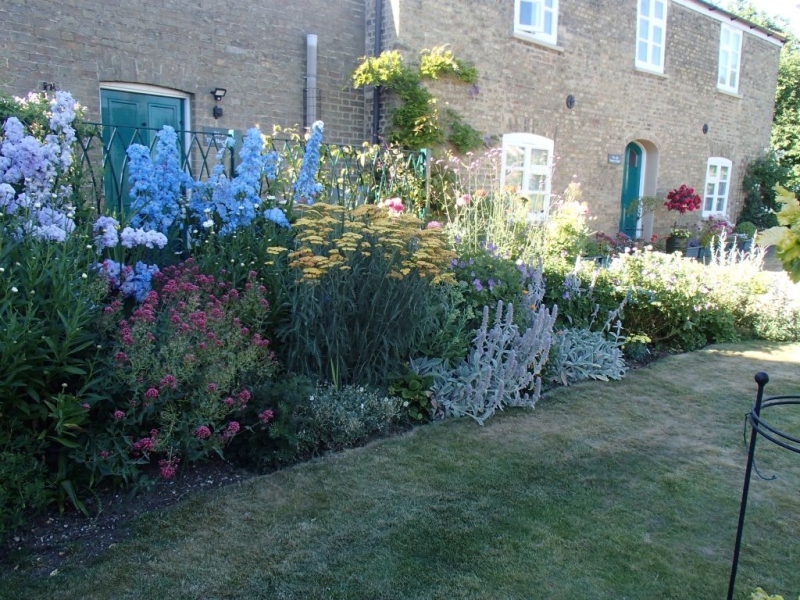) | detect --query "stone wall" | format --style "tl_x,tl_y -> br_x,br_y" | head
373,0 -> 782,234
0,0 -> 368,144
